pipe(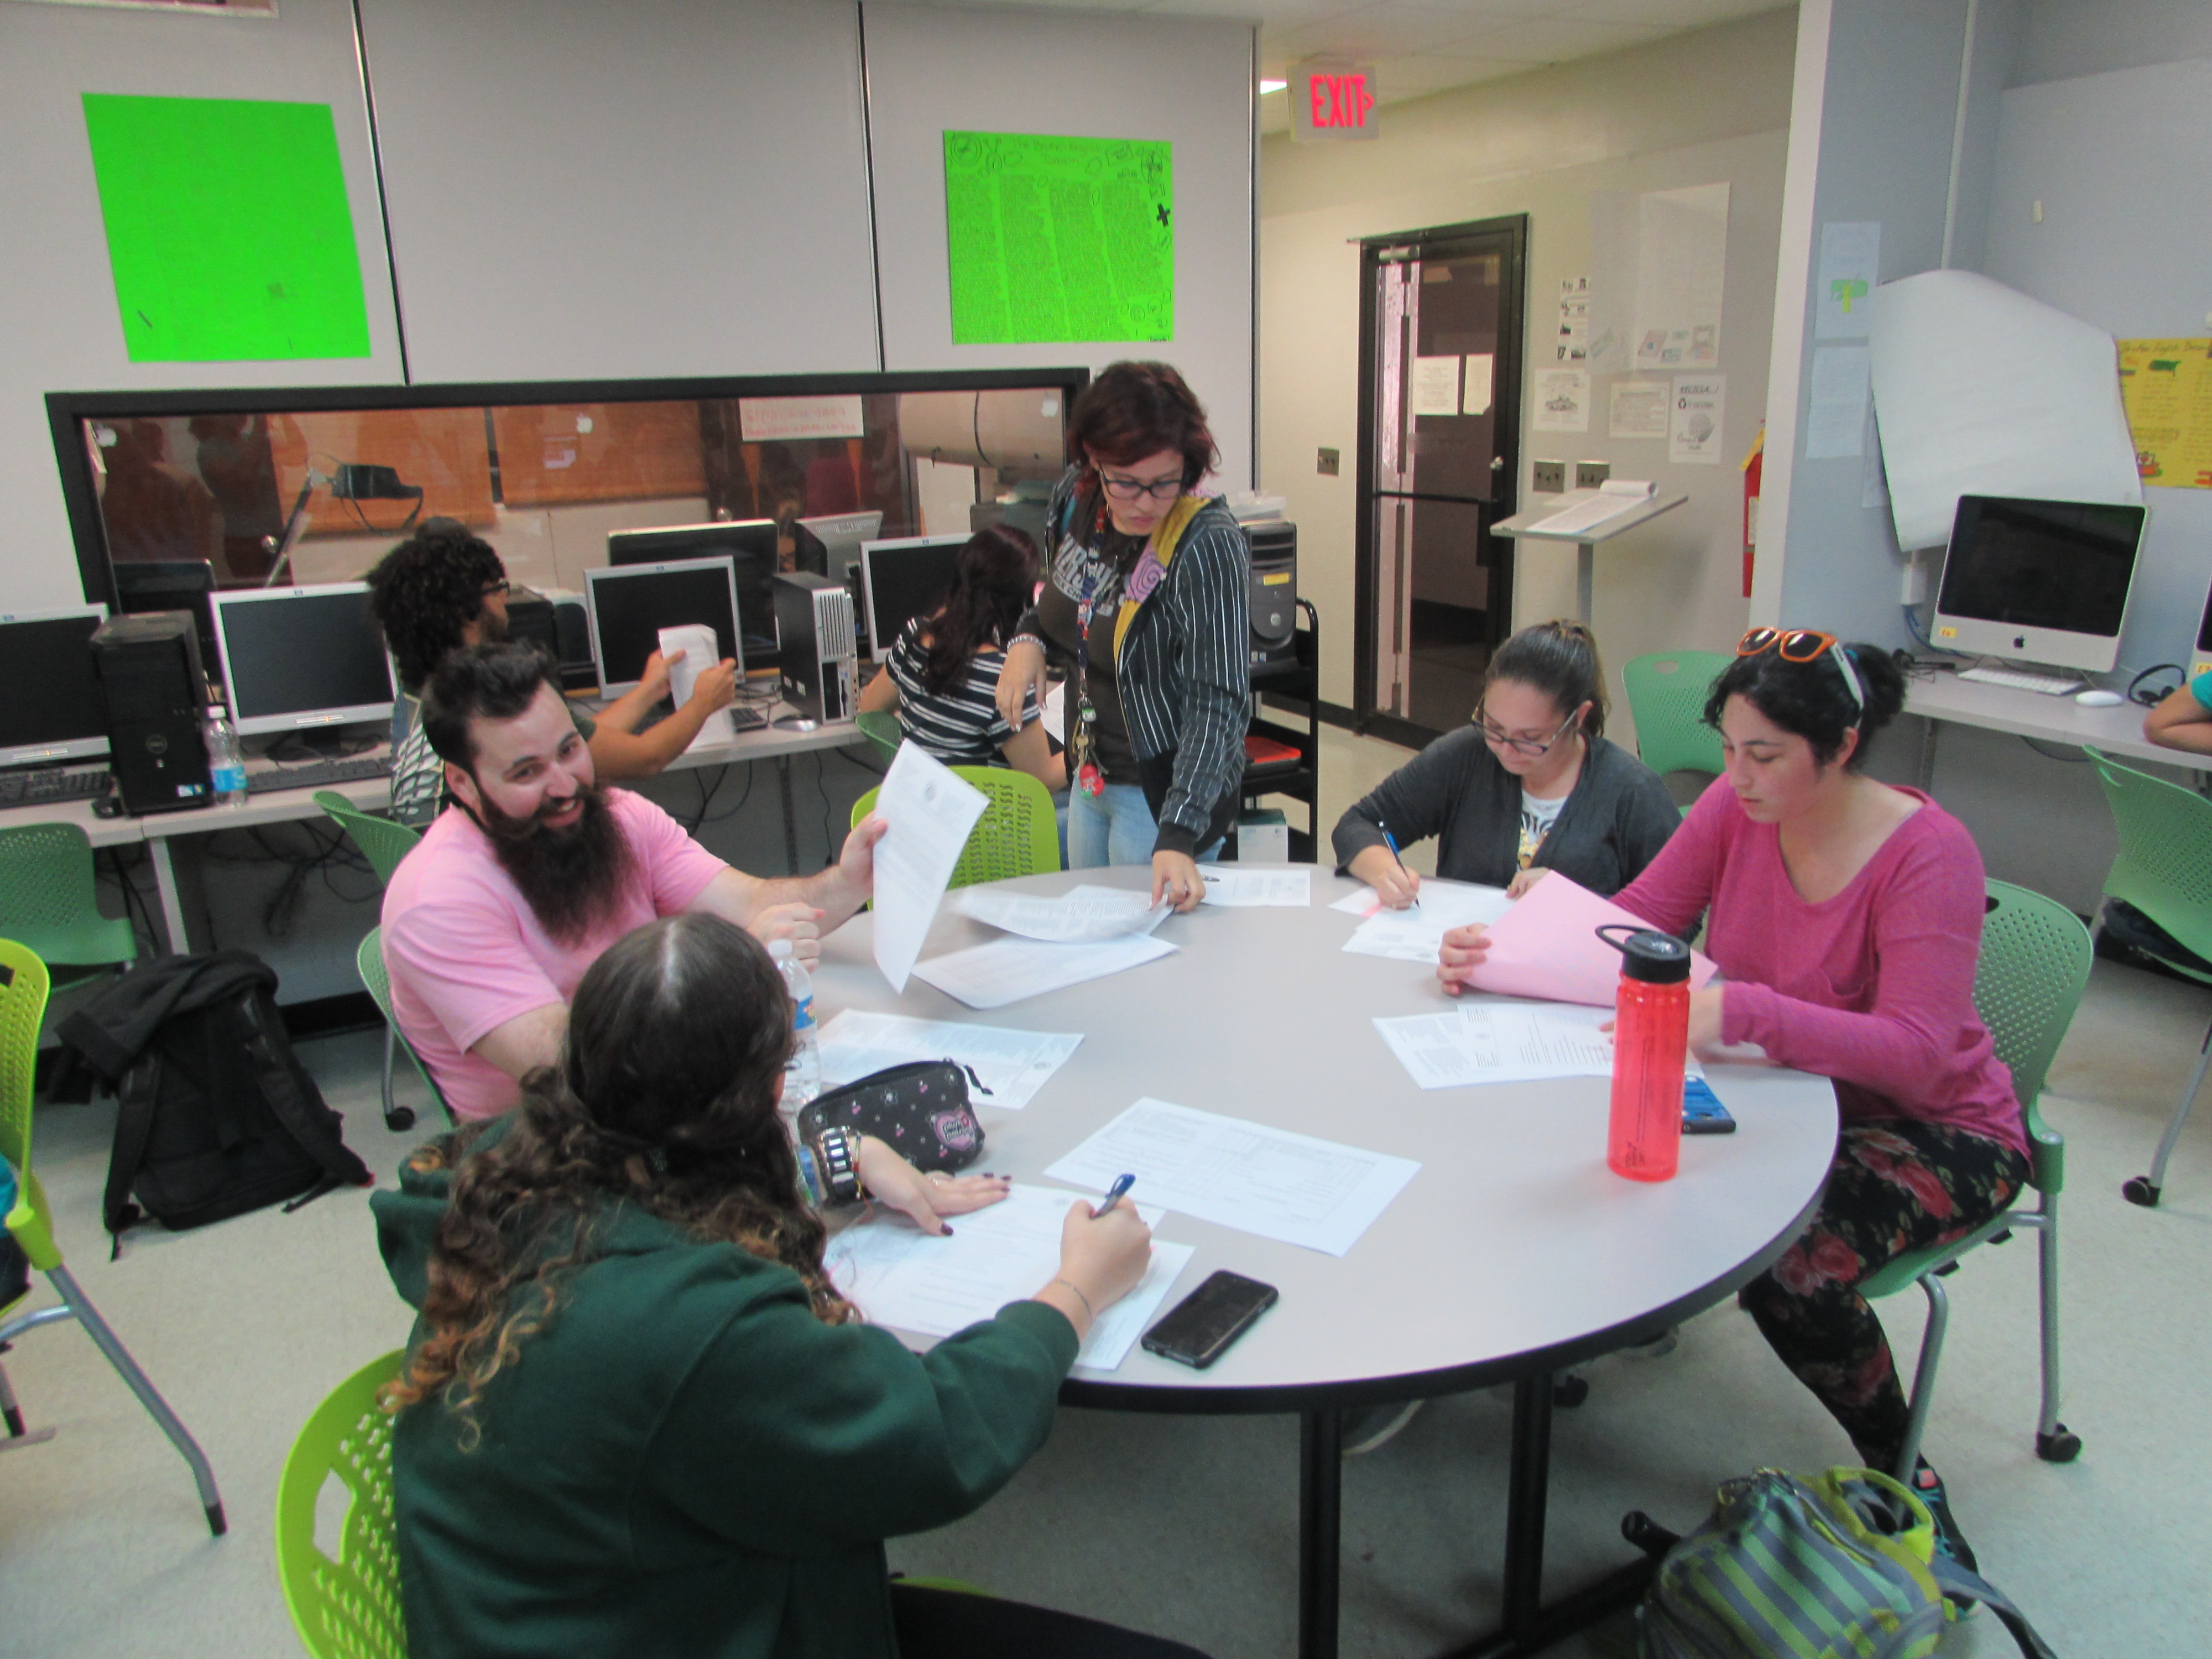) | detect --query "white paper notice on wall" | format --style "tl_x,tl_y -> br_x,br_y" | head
1410,355 -> 1461,418
1868,270 -> 2142,551
1805,346 -> 1872,459
1609,379 -> 1670,440
1462,353 -> 1495,415
1632,184 -> 1729,372
1670,376 -> 1725,465
1533,369 -> 1590,433
739,395 -> 865,442
1814,222 -> 1880,340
